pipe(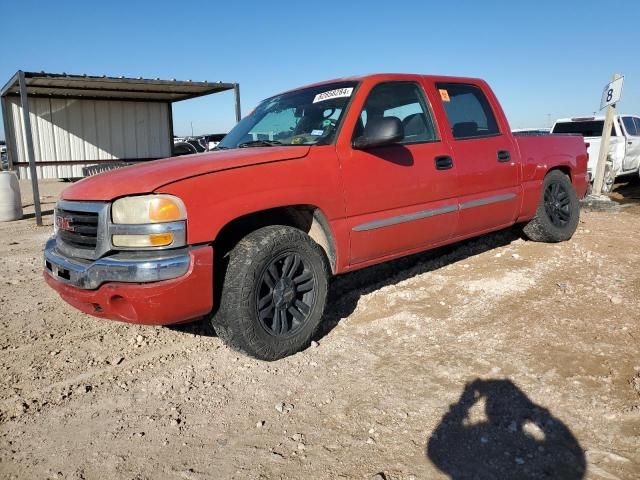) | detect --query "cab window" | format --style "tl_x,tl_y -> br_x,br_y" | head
622,117 -> 638,137
353,82 -> 437,144
622,116 -> 638,136
436,83 -> 500,139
